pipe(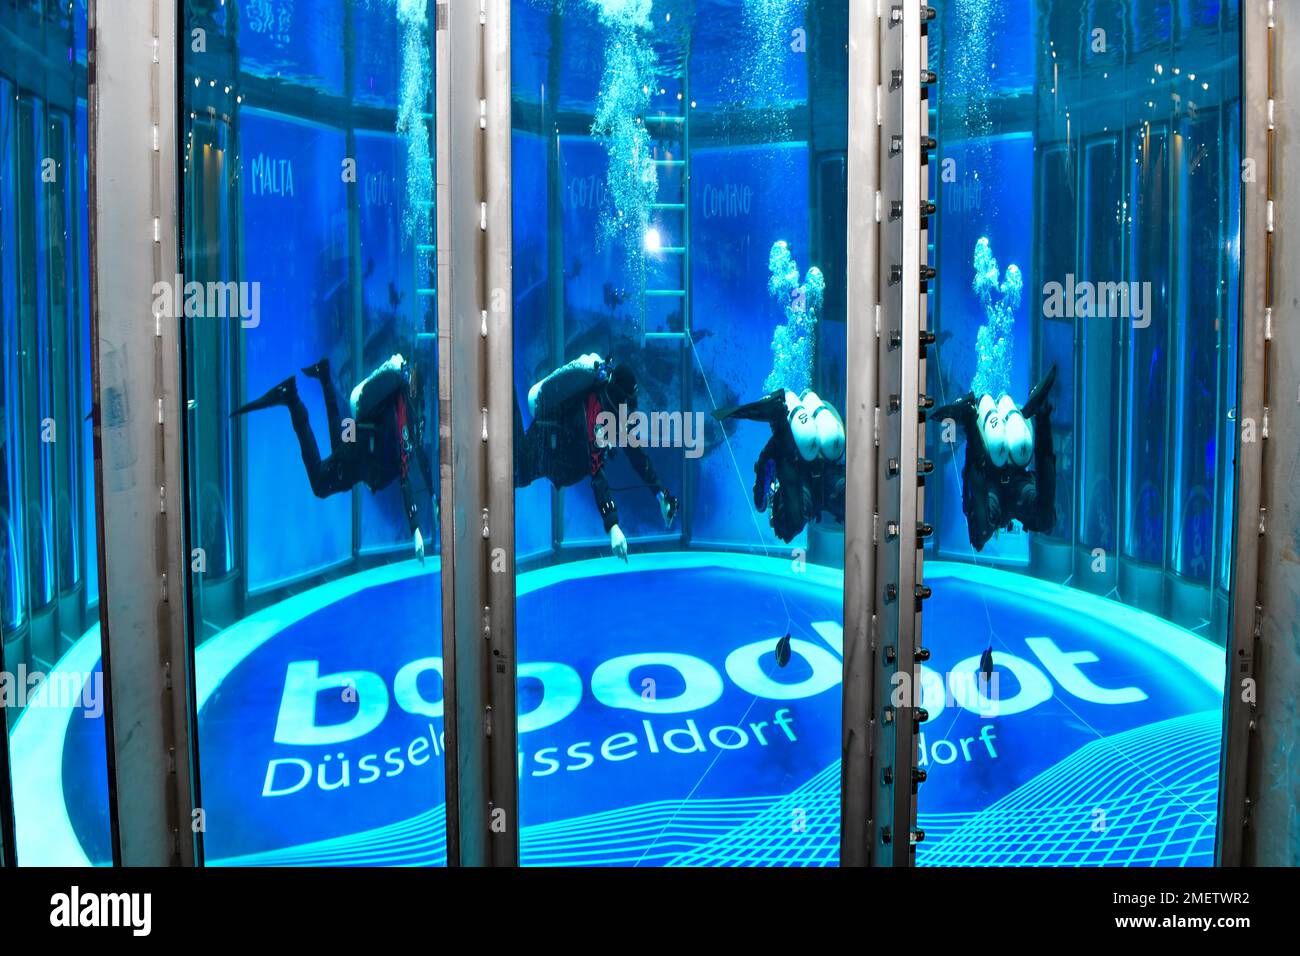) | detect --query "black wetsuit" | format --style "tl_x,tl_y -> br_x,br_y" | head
514,359 -> 666,532
716,390 -> 846,543
931,371 -> 1056,552
289,366 -> 434,536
